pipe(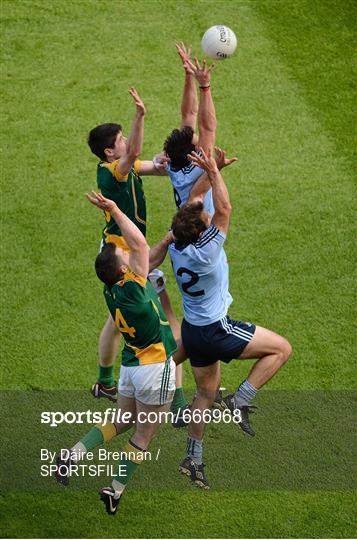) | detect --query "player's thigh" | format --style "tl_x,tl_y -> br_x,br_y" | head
239,325 -> 290,360
135,399 -> 171,440
117,393 -> 136,416
191,361 -> 221,394
115,393 -> 136,434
